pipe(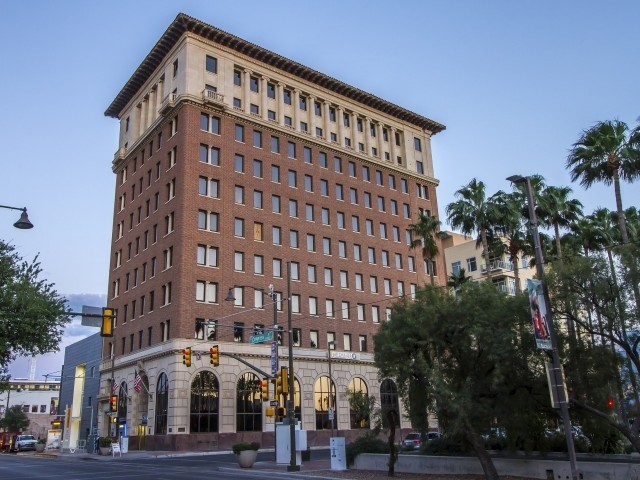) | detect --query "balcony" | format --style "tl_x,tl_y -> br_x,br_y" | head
481,260 -> 514,274
159,92 -> 178,115
202,89 -> 225,107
